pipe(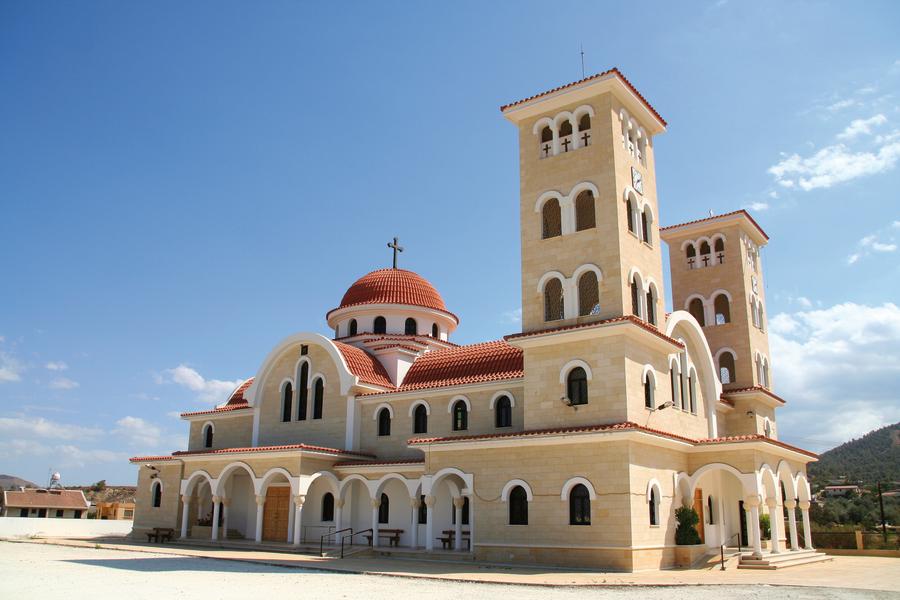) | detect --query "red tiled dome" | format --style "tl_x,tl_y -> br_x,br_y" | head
333,269 -> 449,314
